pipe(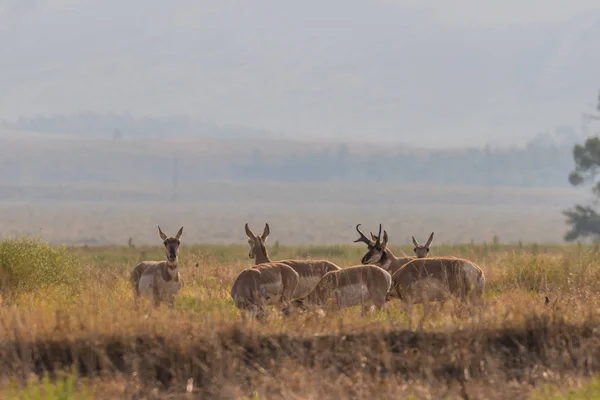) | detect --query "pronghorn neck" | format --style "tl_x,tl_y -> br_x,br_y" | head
160,260 -> 179,282
254,240 -> 271,265
377,248 -> 394,271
